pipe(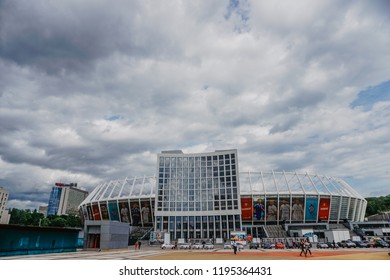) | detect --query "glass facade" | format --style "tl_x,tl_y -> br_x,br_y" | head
48,186 -> 88,216
154,150 -> 241,240
47,187 -> 63,216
